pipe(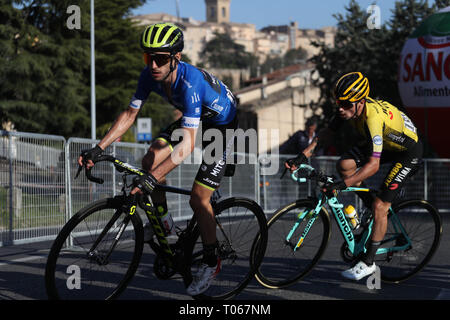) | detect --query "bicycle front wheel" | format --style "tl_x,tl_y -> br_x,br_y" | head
255,199 -> 331,289
378,199 -> 442,283
45,197 -> 144,300
189,197 -> 268,300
